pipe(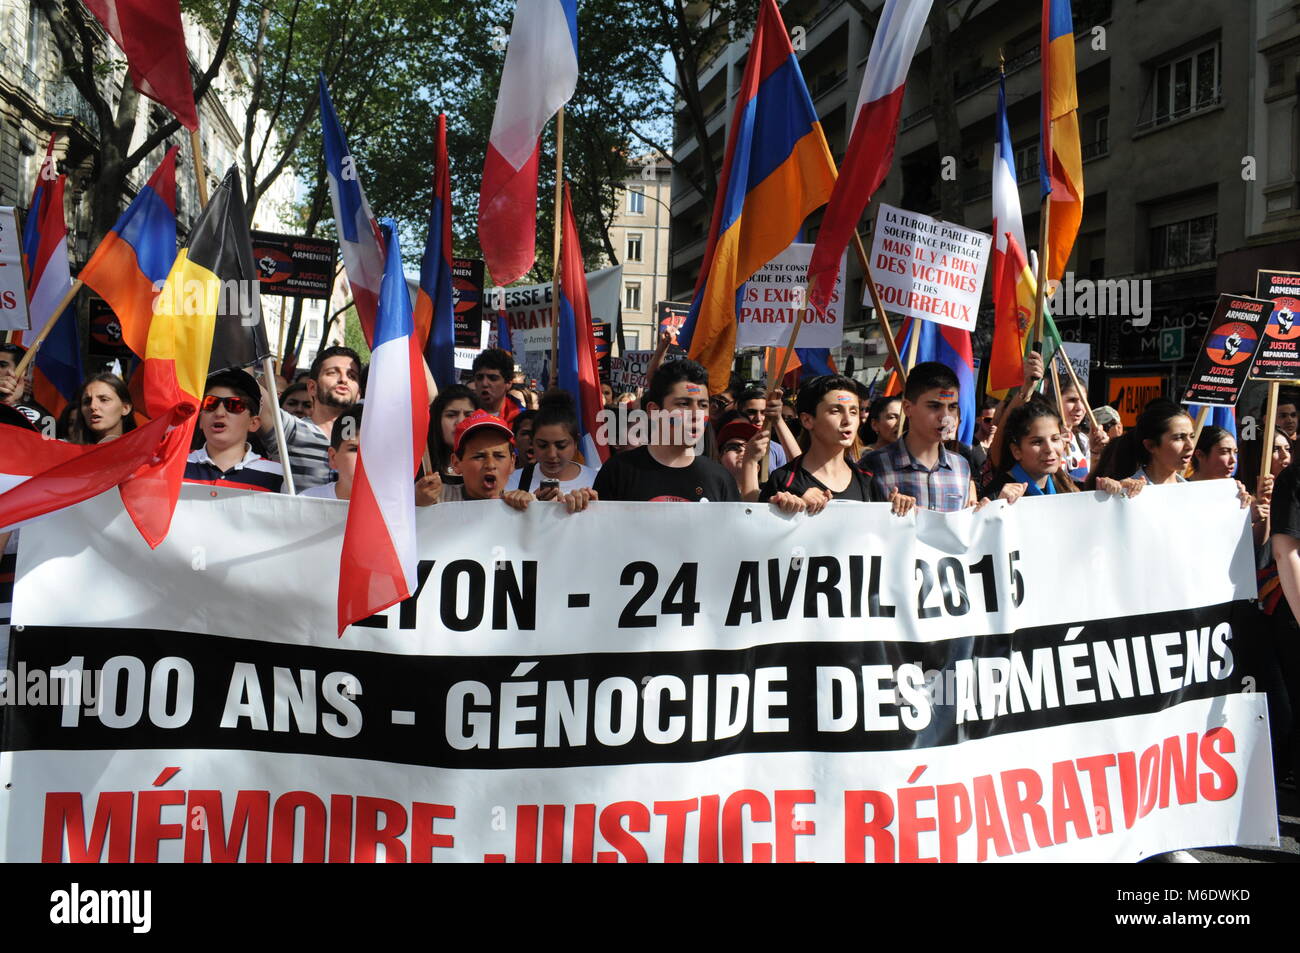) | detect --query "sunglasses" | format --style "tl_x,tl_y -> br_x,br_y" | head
201,394 -> 253,415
